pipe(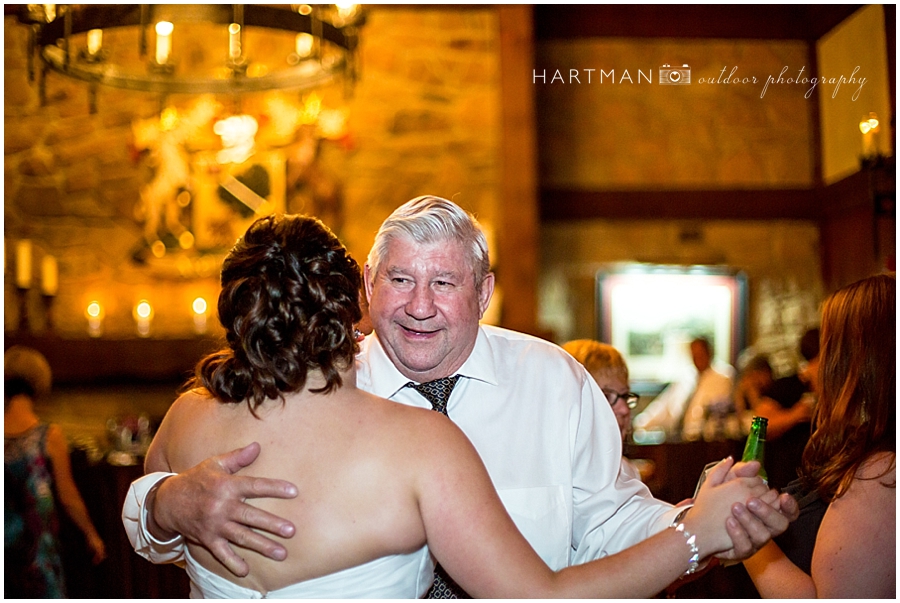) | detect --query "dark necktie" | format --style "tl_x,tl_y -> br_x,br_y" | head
407,375 -> 462,415
405,375 -> 470,599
